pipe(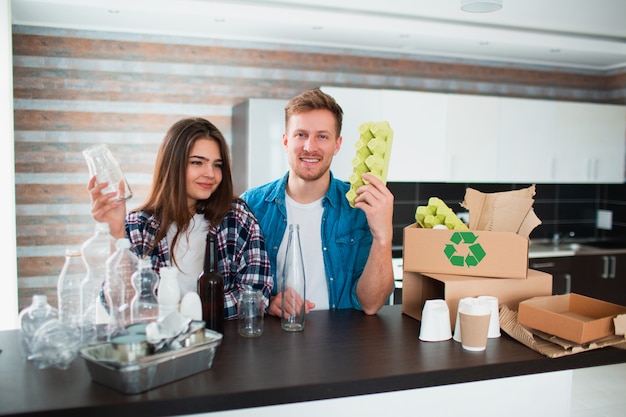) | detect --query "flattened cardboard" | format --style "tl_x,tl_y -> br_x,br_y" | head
403,223 -> 529,279
401,269 -> 553,328
518,293 -> 626,344
500,305 -> 626,358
